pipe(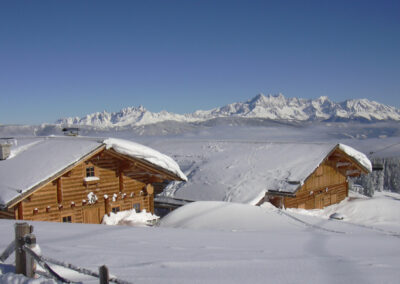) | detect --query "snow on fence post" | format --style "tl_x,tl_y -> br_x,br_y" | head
99,265 -> 109,284
15,222 -> 32,275
24,233 -> 37,278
